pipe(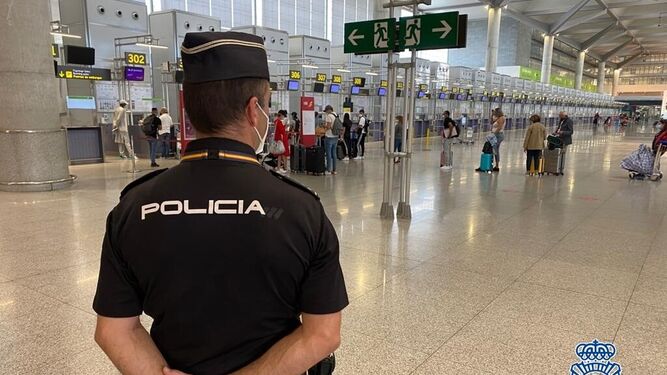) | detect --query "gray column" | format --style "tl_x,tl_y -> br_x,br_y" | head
540,35 -> 555,84
575,51 -> 585,90
0,1 -> 73,191
597,61 -> 606,94
485,7 -> 502,73
612,68 -> 621,96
